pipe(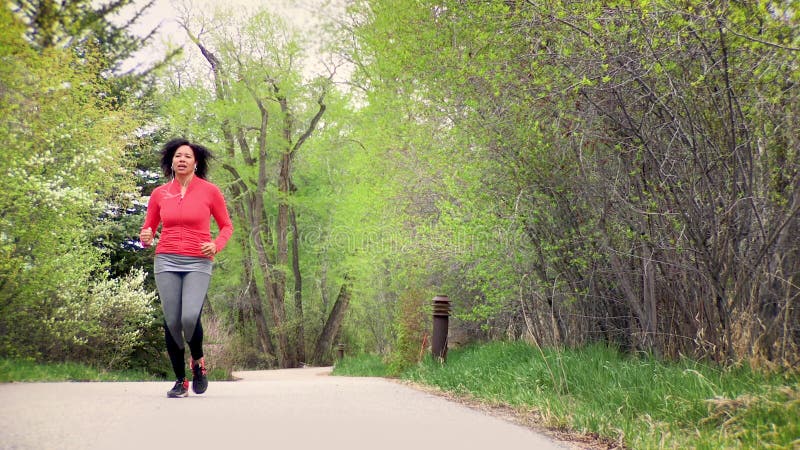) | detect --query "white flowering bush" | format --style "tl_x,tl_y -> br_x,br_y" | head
46,269 -> 158,369
88,269 -> 158,368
